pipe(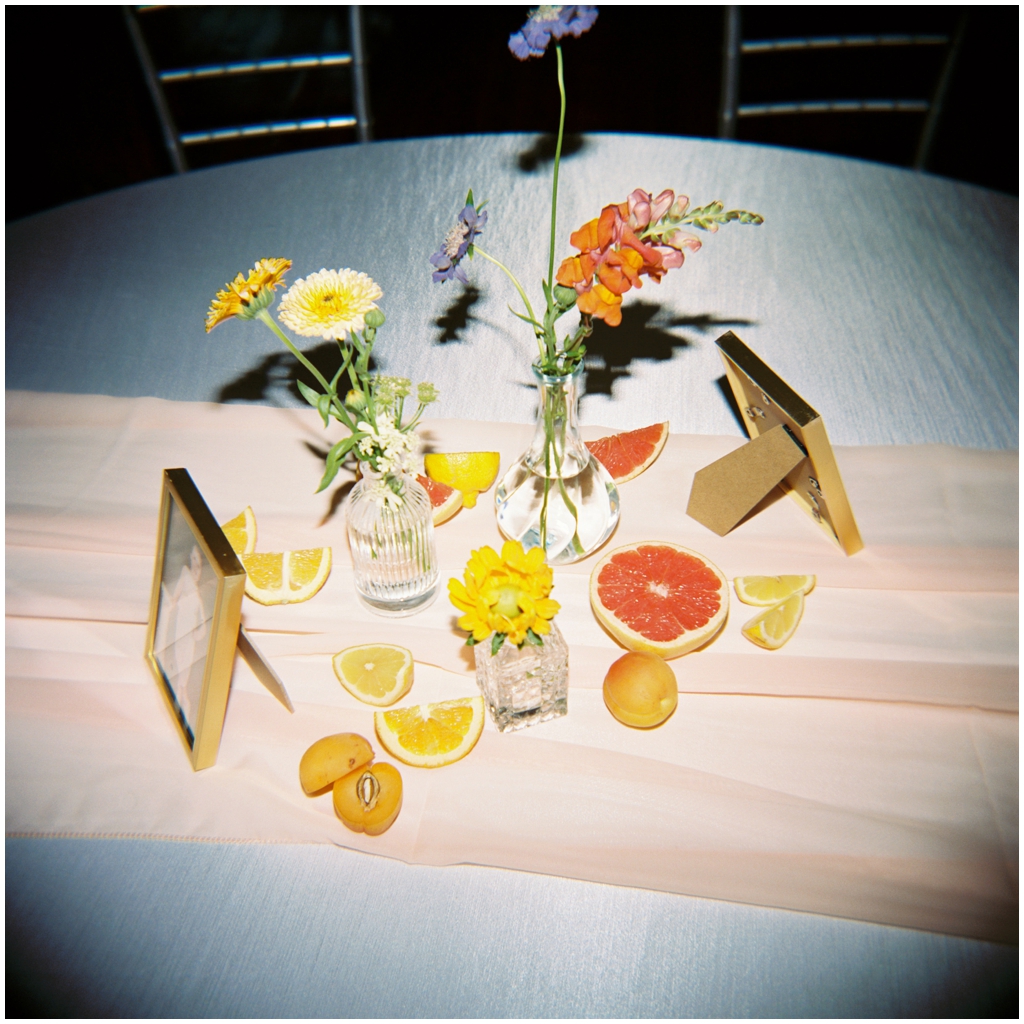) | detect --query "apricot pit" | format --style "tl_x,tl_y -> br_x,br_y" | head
333,762 -> 403,835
